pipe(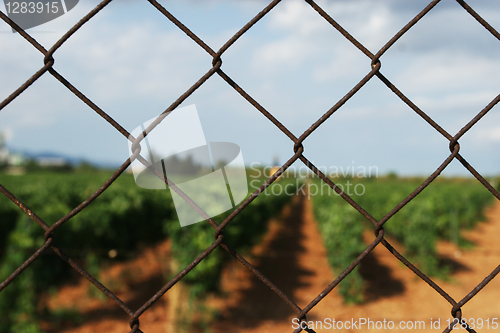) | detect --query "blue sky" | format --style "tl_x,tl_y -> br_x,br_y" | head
0,0 -> 499,176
